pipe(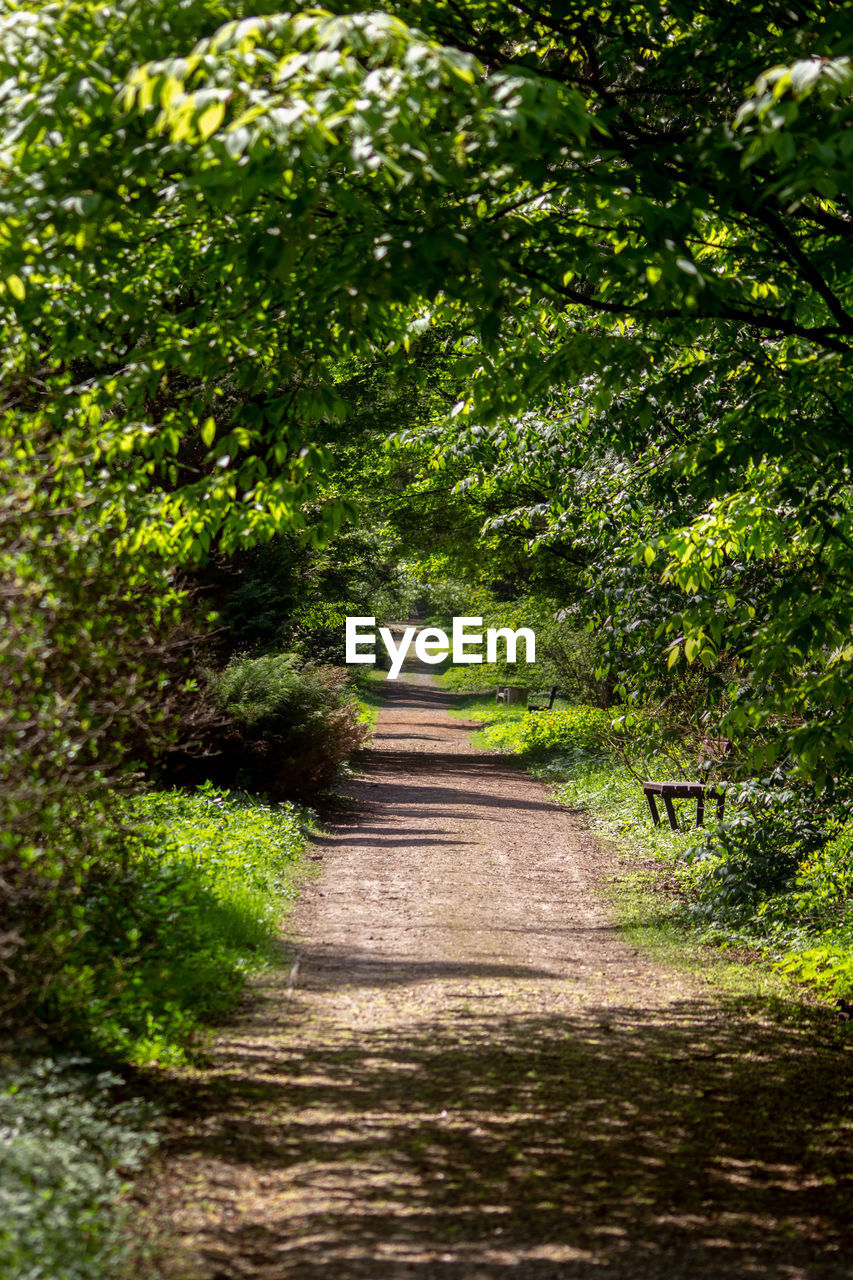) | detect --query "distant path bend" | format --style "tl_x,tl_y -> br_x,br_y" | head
150,669 -> 853,1280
